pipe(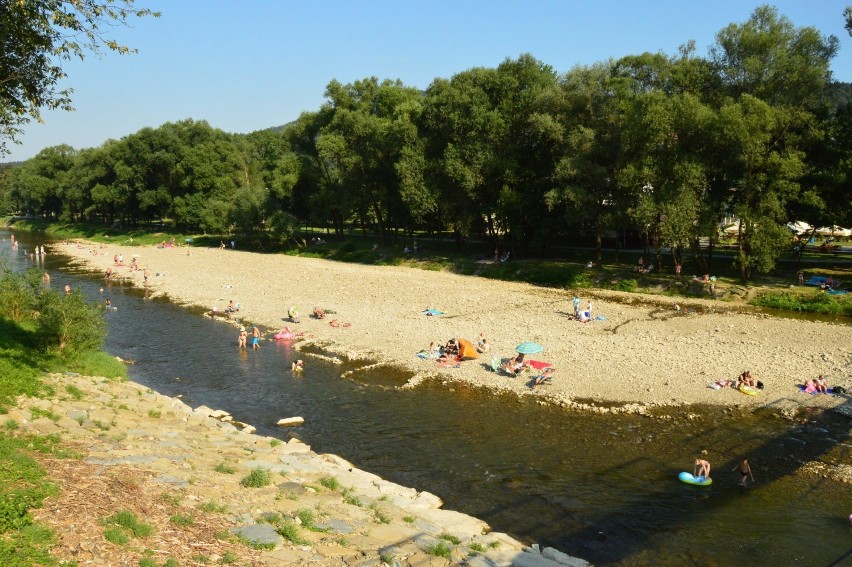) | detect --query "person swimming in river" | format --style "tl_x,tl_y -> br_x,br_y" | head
291,359 -> 304,372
